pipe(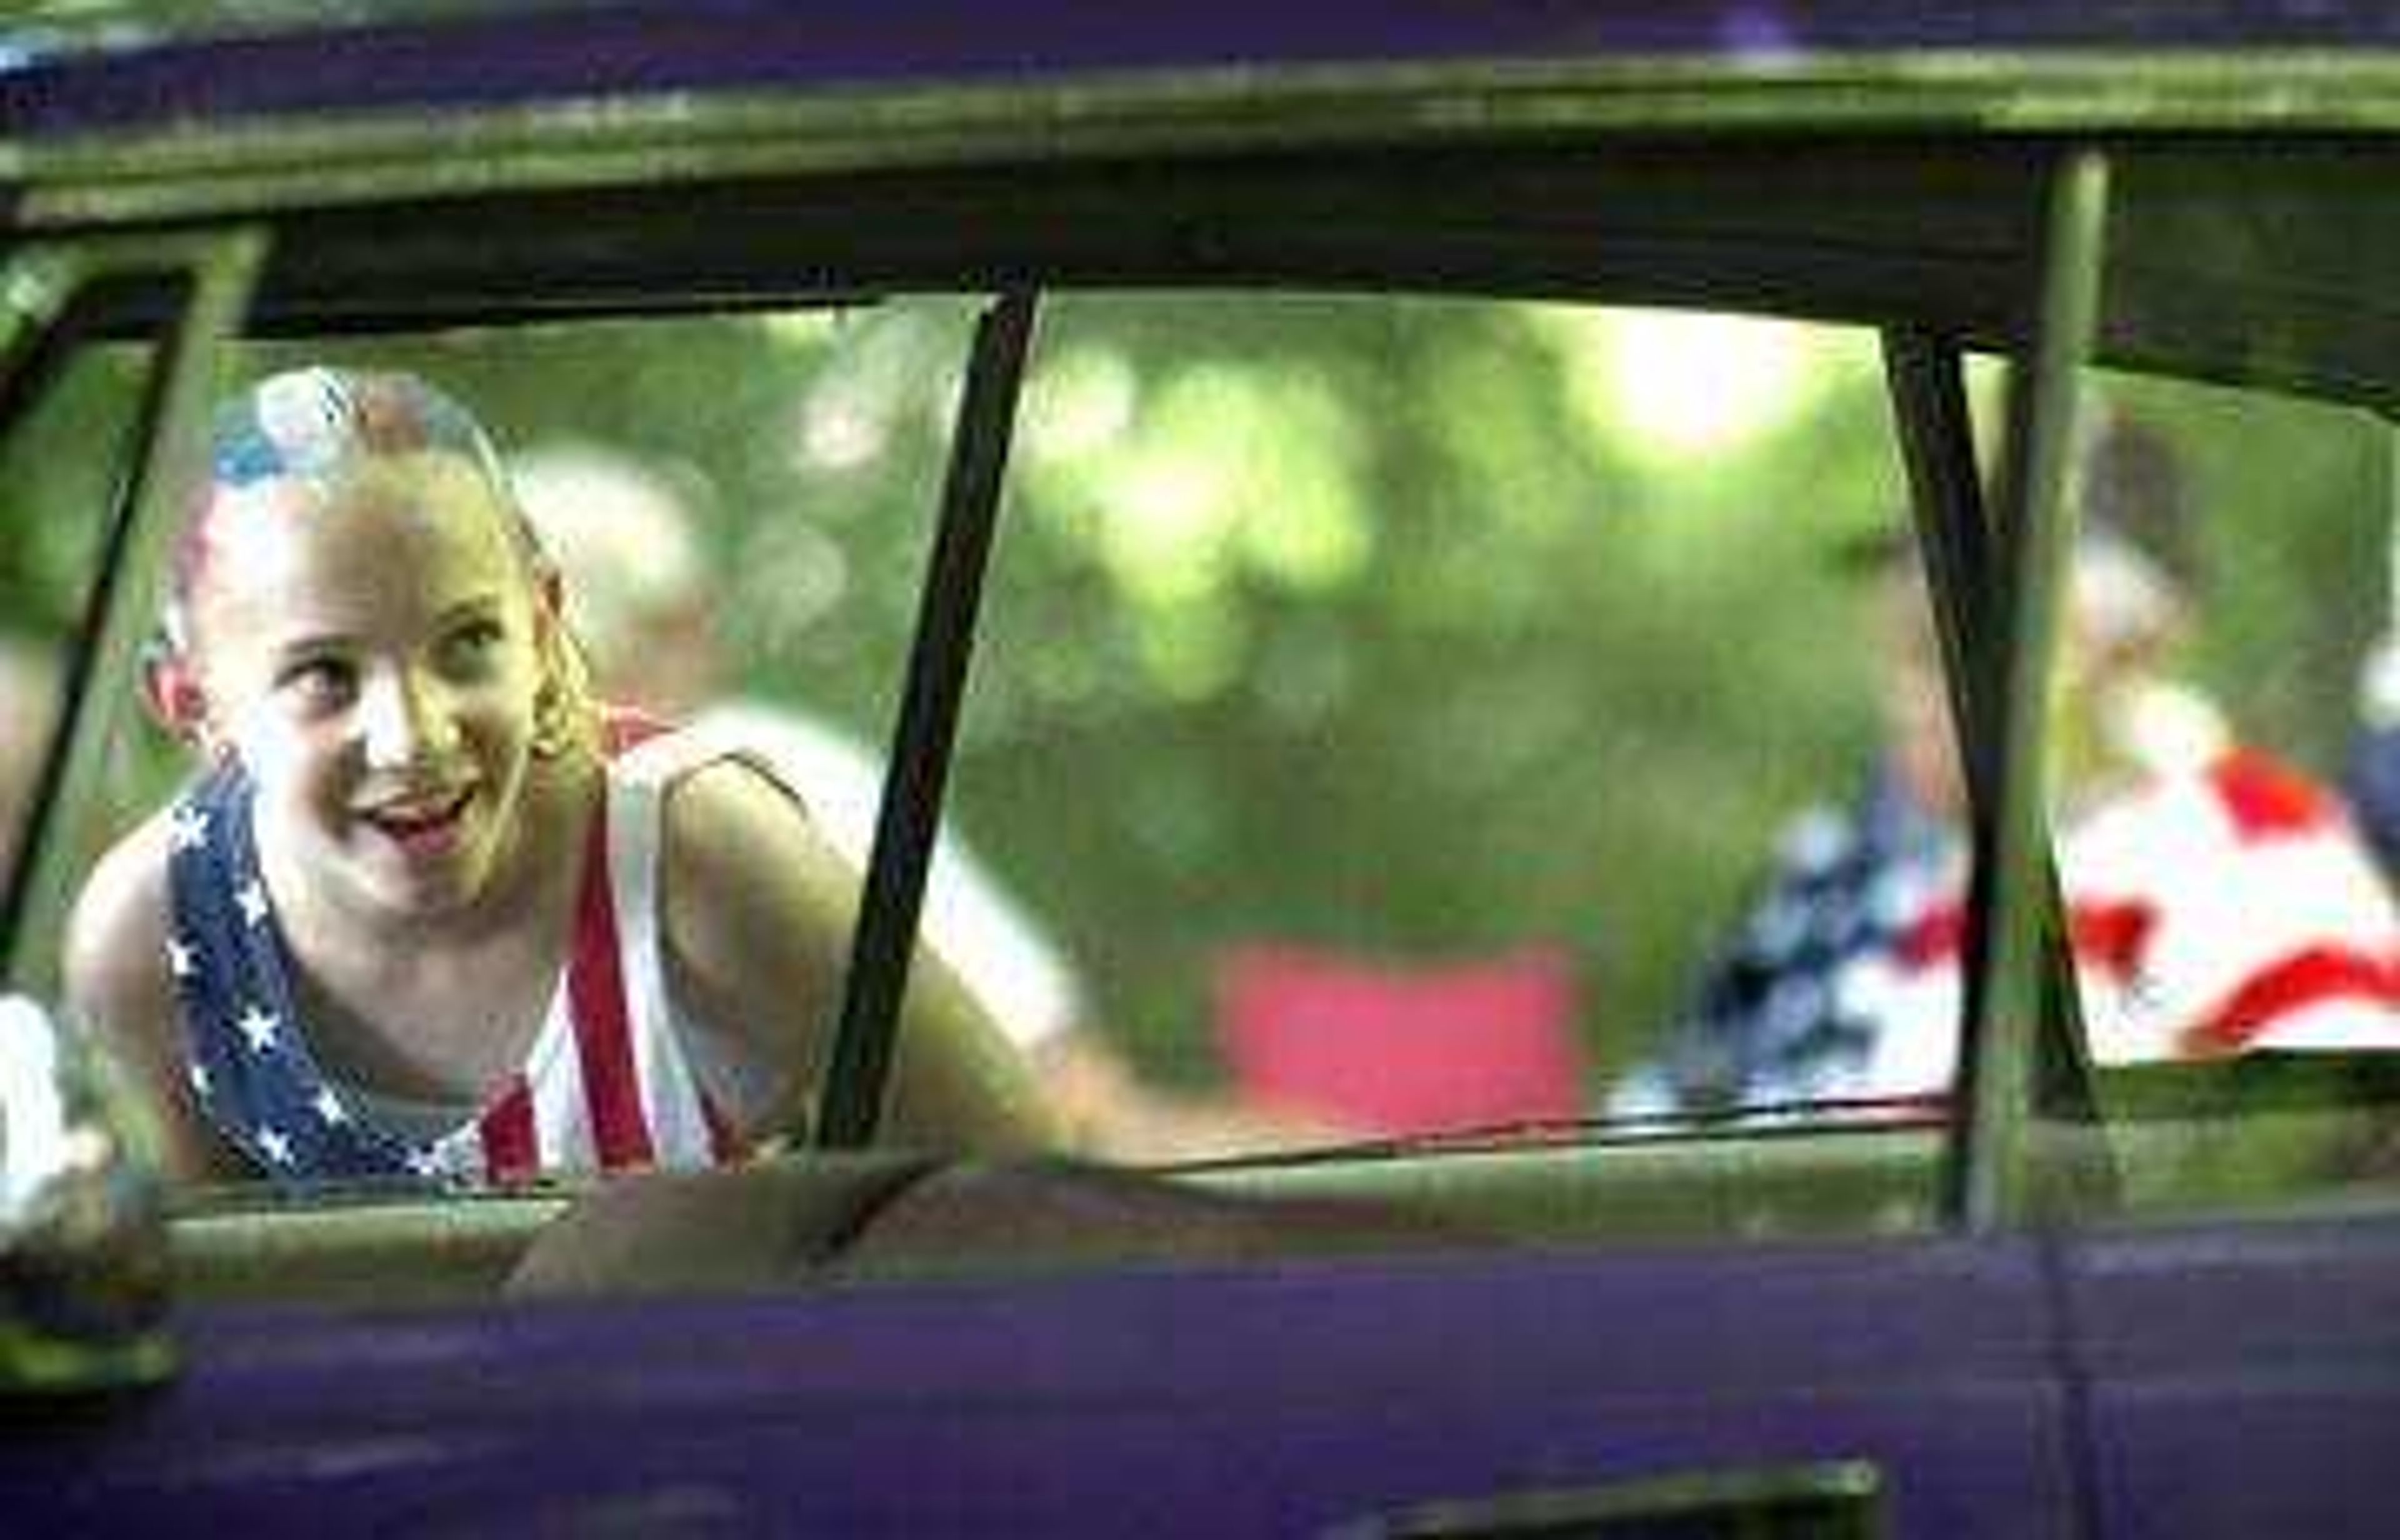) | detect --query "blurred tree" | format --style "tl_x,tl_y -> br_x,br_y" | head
1,295 -> 2383,1100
